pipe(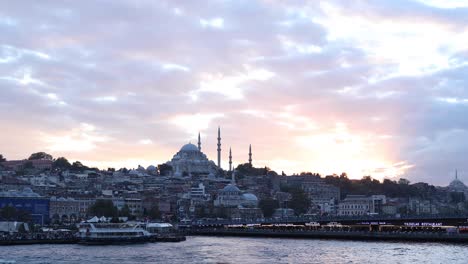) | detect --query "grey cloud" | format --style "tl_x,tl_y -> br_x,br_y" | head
1,0 -> 468,185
